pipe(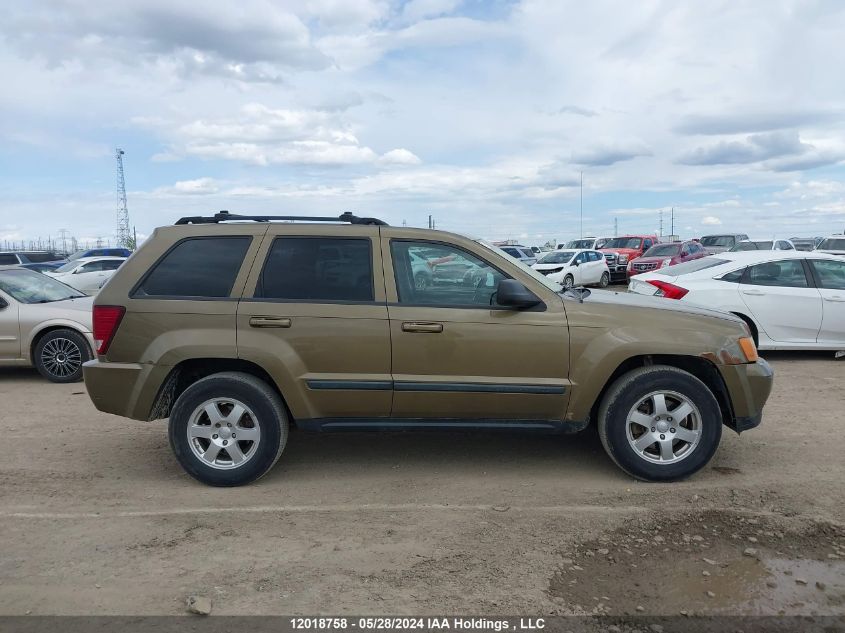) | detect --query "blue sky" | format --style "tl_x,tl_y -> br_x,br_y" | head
1,0 -> 844,247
